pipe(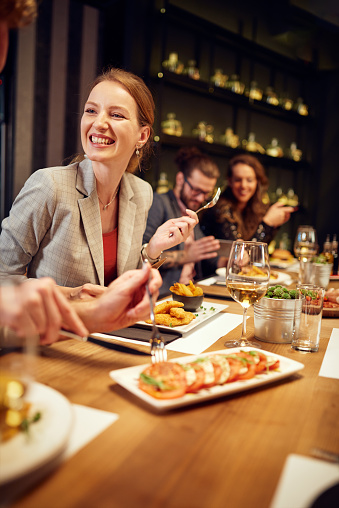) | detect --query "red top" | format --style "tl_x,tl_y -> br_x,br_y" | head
103,228 -> 118,286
